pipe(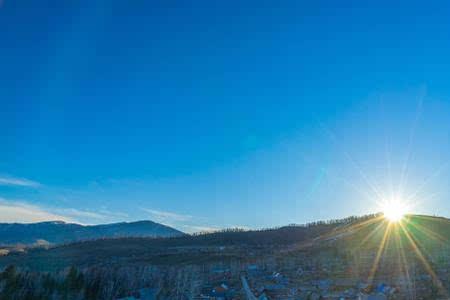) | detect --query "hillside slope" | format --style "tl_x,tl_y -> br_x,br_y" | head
0,215 -> 374,271
2,214 -> 450,299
